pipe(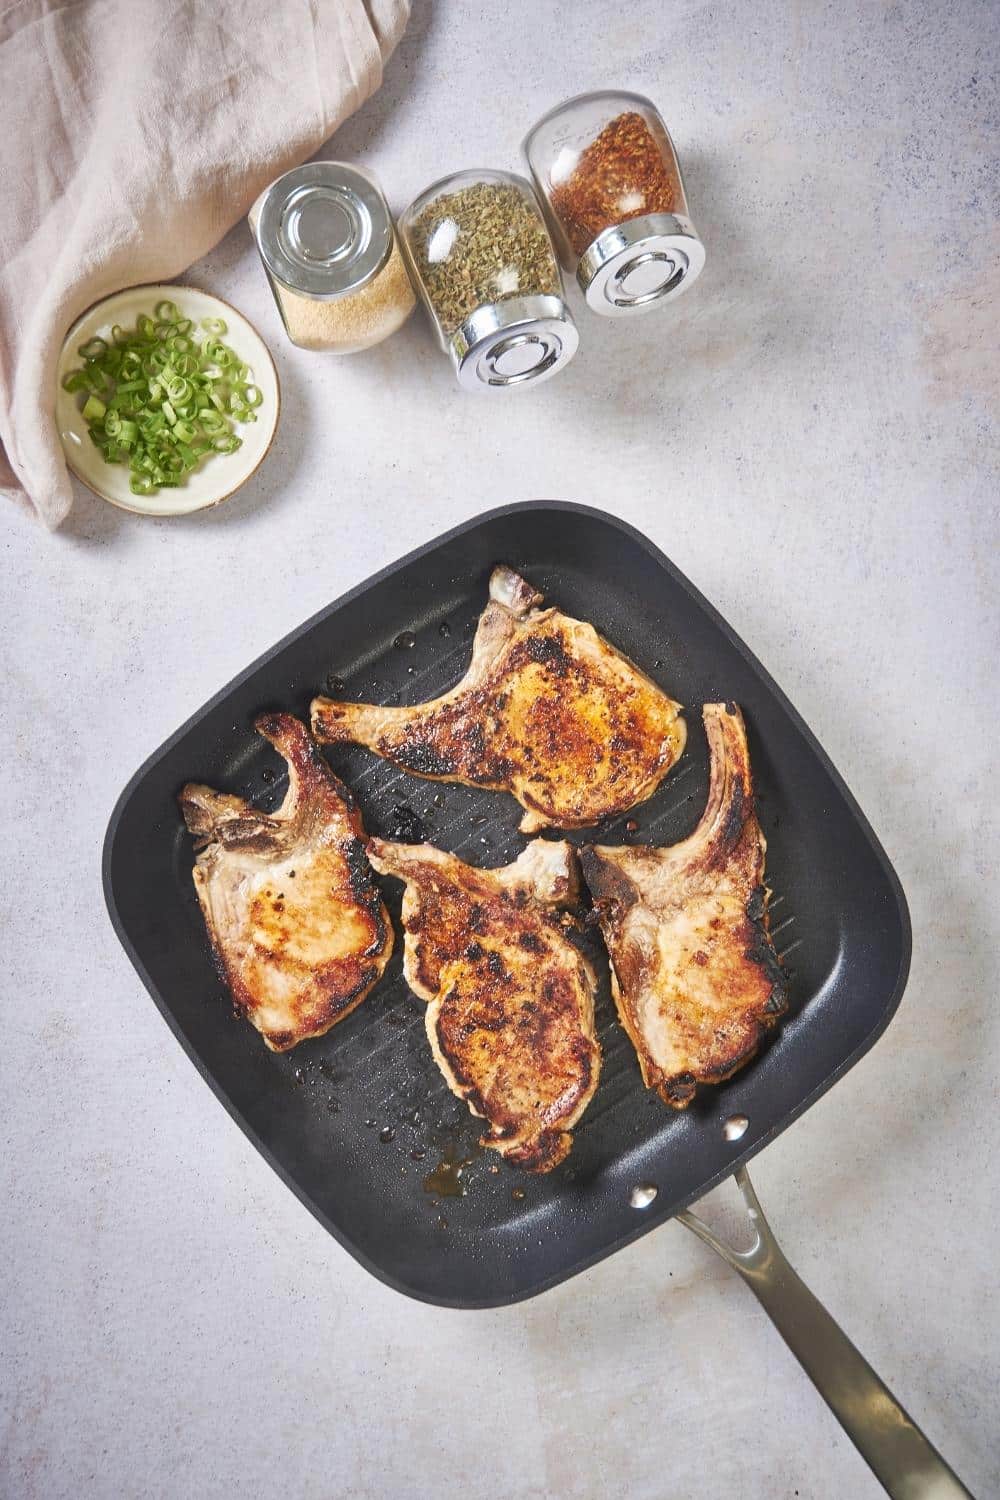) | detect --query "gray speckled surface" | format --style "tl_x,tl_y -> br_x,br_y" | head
2,3 -> 998,1497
